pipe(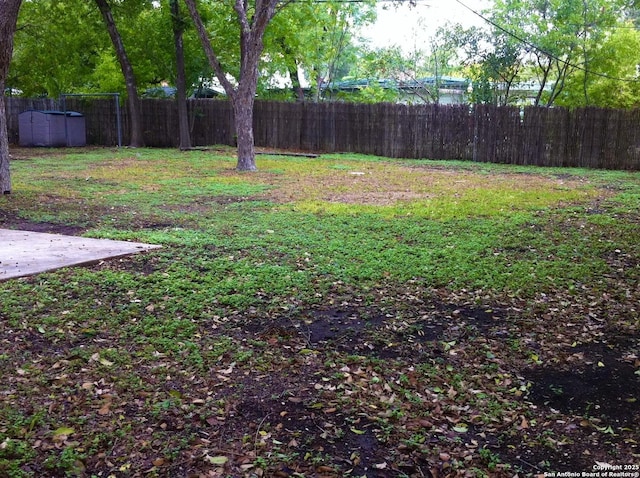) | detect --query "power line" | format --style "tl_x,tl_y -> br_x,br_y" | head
453,0 -> 640,83
288,0 -> 429,3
